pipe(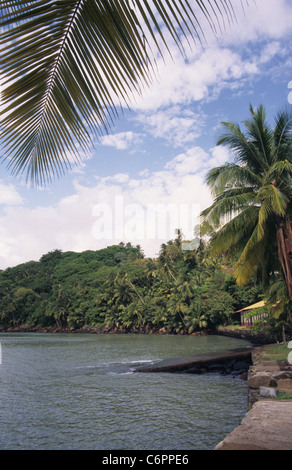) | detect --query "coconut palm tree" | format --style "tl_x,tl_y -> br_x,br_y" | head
201,105 -> 292,299
1,1 -> 240,185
